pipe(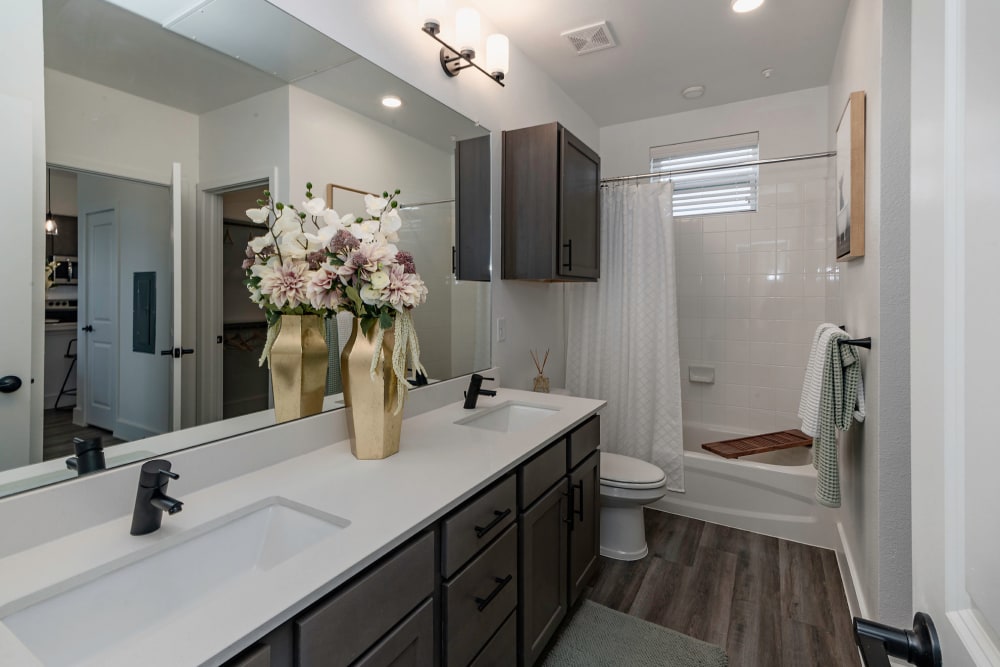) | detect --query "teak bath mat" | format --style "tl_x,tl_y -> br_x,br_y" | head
702,429 -> 812,459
